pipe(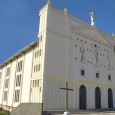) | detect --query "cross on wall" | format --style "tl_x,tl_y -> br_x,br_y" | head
60,82 -> 74,111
